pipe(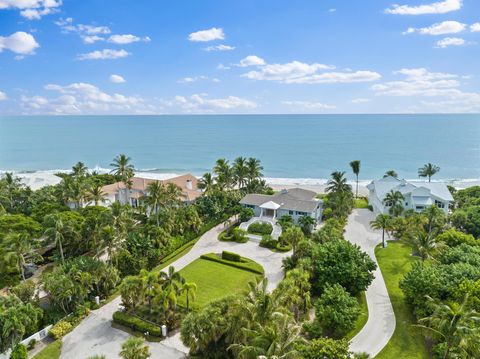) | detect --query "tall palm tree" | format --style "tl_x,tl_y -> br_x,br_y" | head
86,182 -> 106,206
144,181 -> 164,224
283,226 -> 305,257
182,282 -> 197,311
326,171 -> 351,193
233,156 -> 249,189
246,157 -> 264,184
408,231 -> 439,262
43,214 -> 71,265
119,337 -> 150,359
349,160 -> 361,198
139,269 -> 160,312
2,233 -> 41,281
418,163 -> 440,182
370,214 -> 391,248
423,205 -> 445,234
71,161 -> 88,177
214,158 -> 234,190
160,266 -> 185,293
198,172 -> 215,195
384,170 -> 398,178
383,190 -> 404,216
110,154 -> 135,203
416,295 -> 480,359
298,215 -> 315,235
